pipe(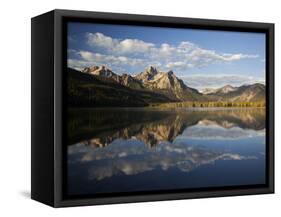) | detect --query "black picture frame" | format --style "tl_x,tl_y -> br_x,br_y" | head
31,9 -> 274,207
